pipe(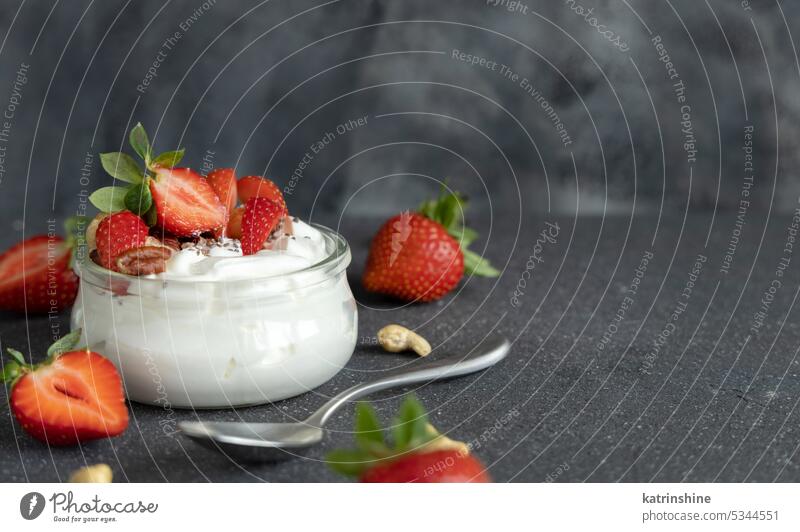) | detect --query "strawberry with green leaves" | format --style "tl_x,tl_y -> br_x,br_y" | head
362,188 -> 499,302
2,329 -> 129,445
90,123 -> 225,237
327,396 -> 490,483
